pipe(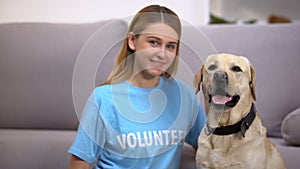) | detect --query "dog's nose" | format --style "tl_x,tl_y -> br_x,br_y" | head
214,71 -> 228,82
